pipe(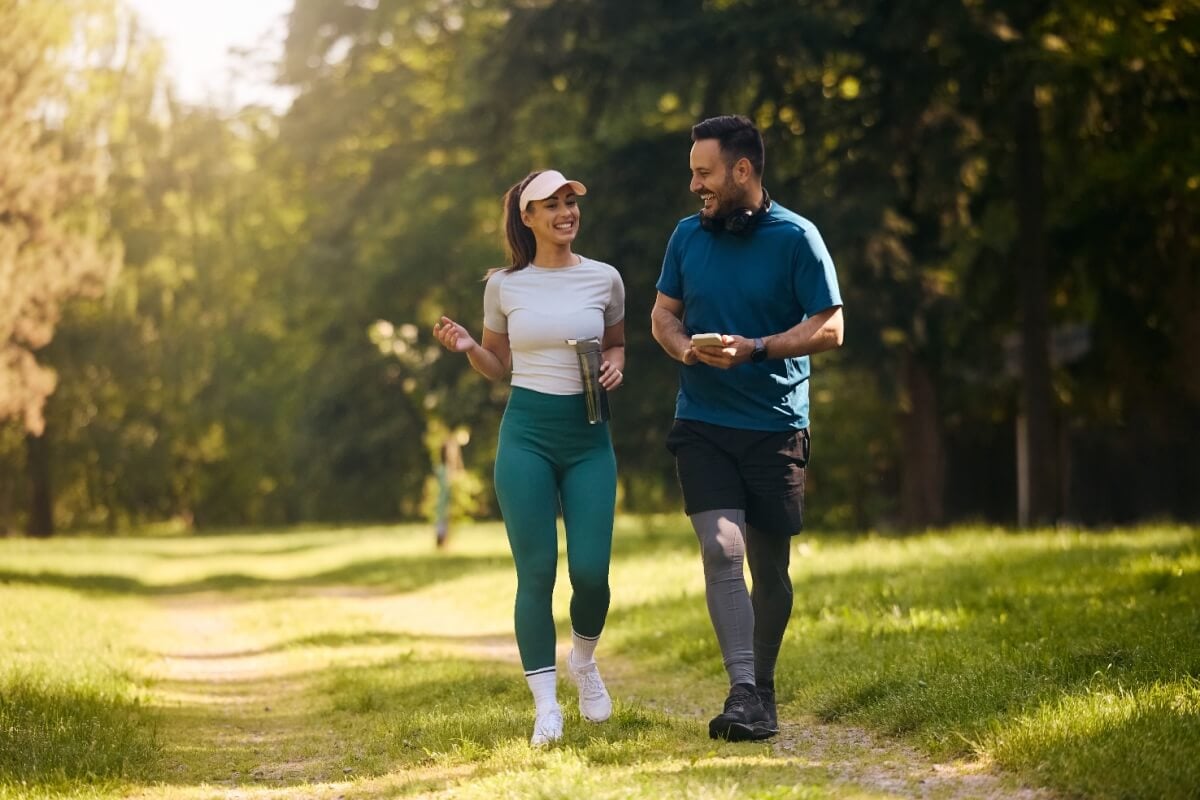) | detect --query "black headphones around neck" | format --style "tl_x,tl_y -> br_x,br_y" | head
699,188 -> 772,236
